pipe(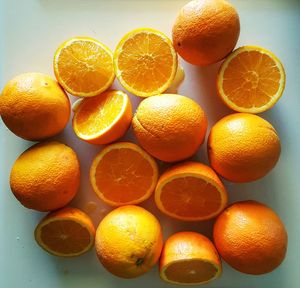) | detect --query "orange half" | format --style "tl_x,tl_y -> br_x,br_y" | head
90,142 -> 159,206
217,46 -> 286,113
72,90 -> 132,144
34,207 -> 95,257
155,162 -> 227,221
